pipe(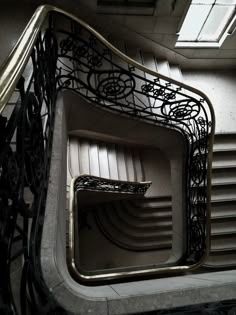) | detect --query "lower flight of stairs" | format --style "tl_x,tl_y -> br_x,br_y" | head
66,123 -> 236,269
94,196 -> 172,251
206,133 -> 236,267
66,40 -> 236,269
67,135 -> 173,254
